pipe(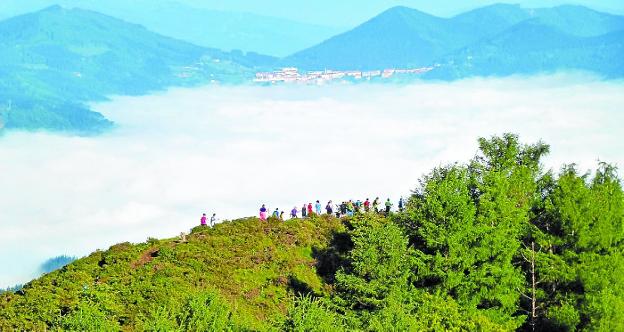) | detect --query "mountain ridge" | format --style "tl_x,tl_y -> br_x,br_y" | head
0,5 -> 264,133
283,4 -> 624,77
0,1 -> 344,57
1,134 -> 622,331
